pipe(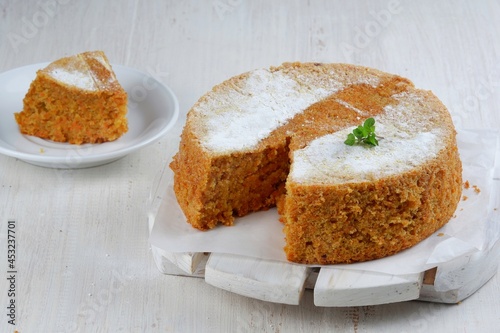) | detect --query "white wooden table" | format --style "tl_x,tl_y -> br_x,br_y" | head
1,1 -> 499,332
